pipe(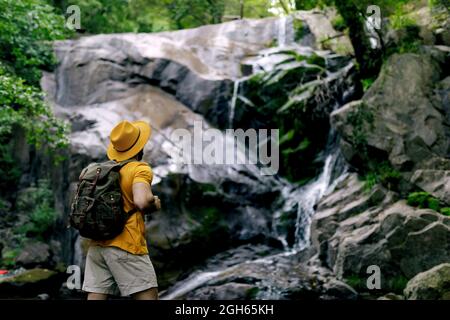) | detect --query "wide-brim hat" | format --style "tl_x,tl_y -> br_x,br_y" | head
107,120 -> 151,162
